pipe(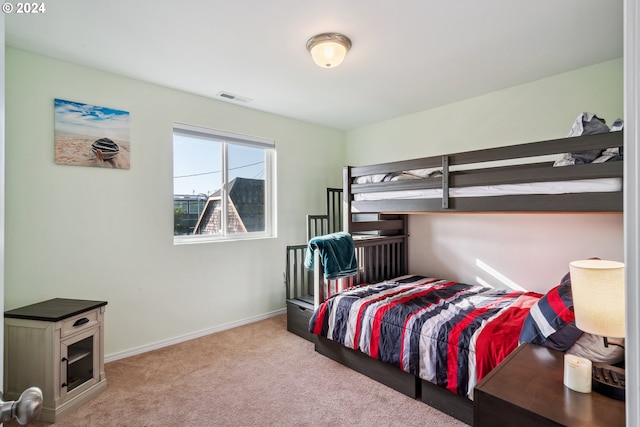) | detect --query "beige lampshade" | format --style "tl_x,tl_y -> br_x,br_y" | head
569,259 -> 625,338
306,33 -> 351,68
